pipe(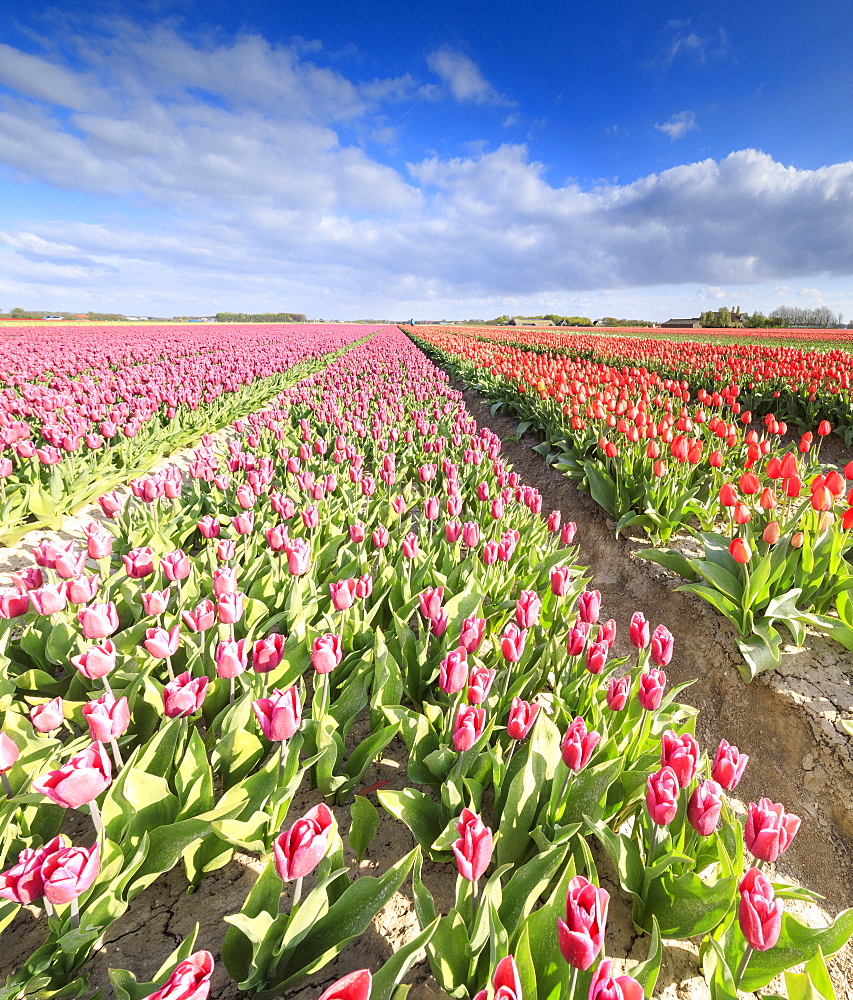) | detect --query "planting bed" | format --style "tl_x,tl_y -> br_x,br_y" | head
0,324 -> 851,1000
